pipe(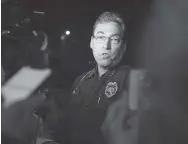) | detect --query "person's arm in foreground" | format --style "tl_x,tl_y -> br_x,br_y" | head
2,94 -> 45,144
101,91 -> 137,144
